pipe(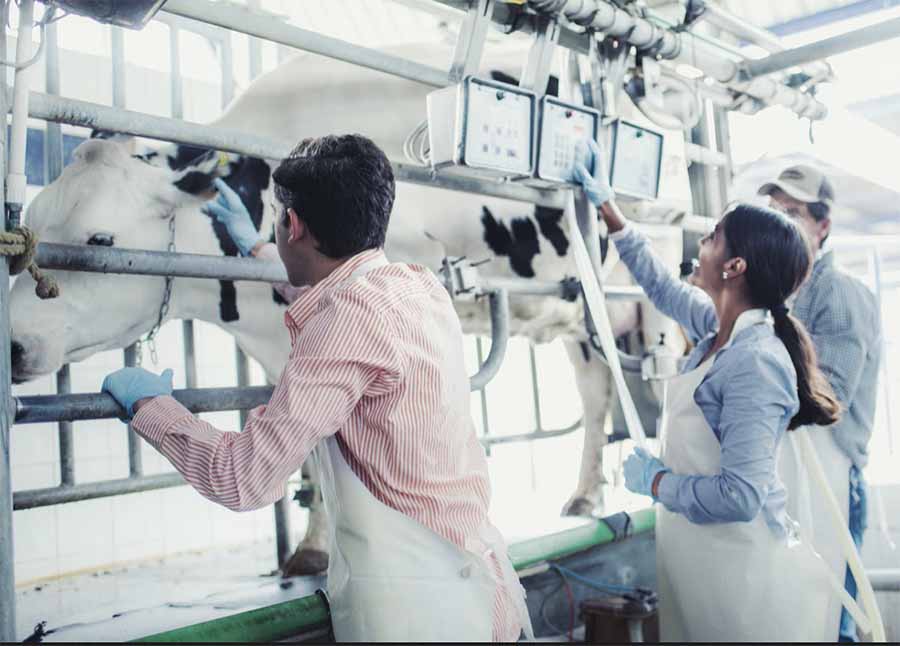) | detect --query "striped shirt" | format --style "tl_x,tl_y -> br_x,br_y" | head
131,248 -> 520,641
